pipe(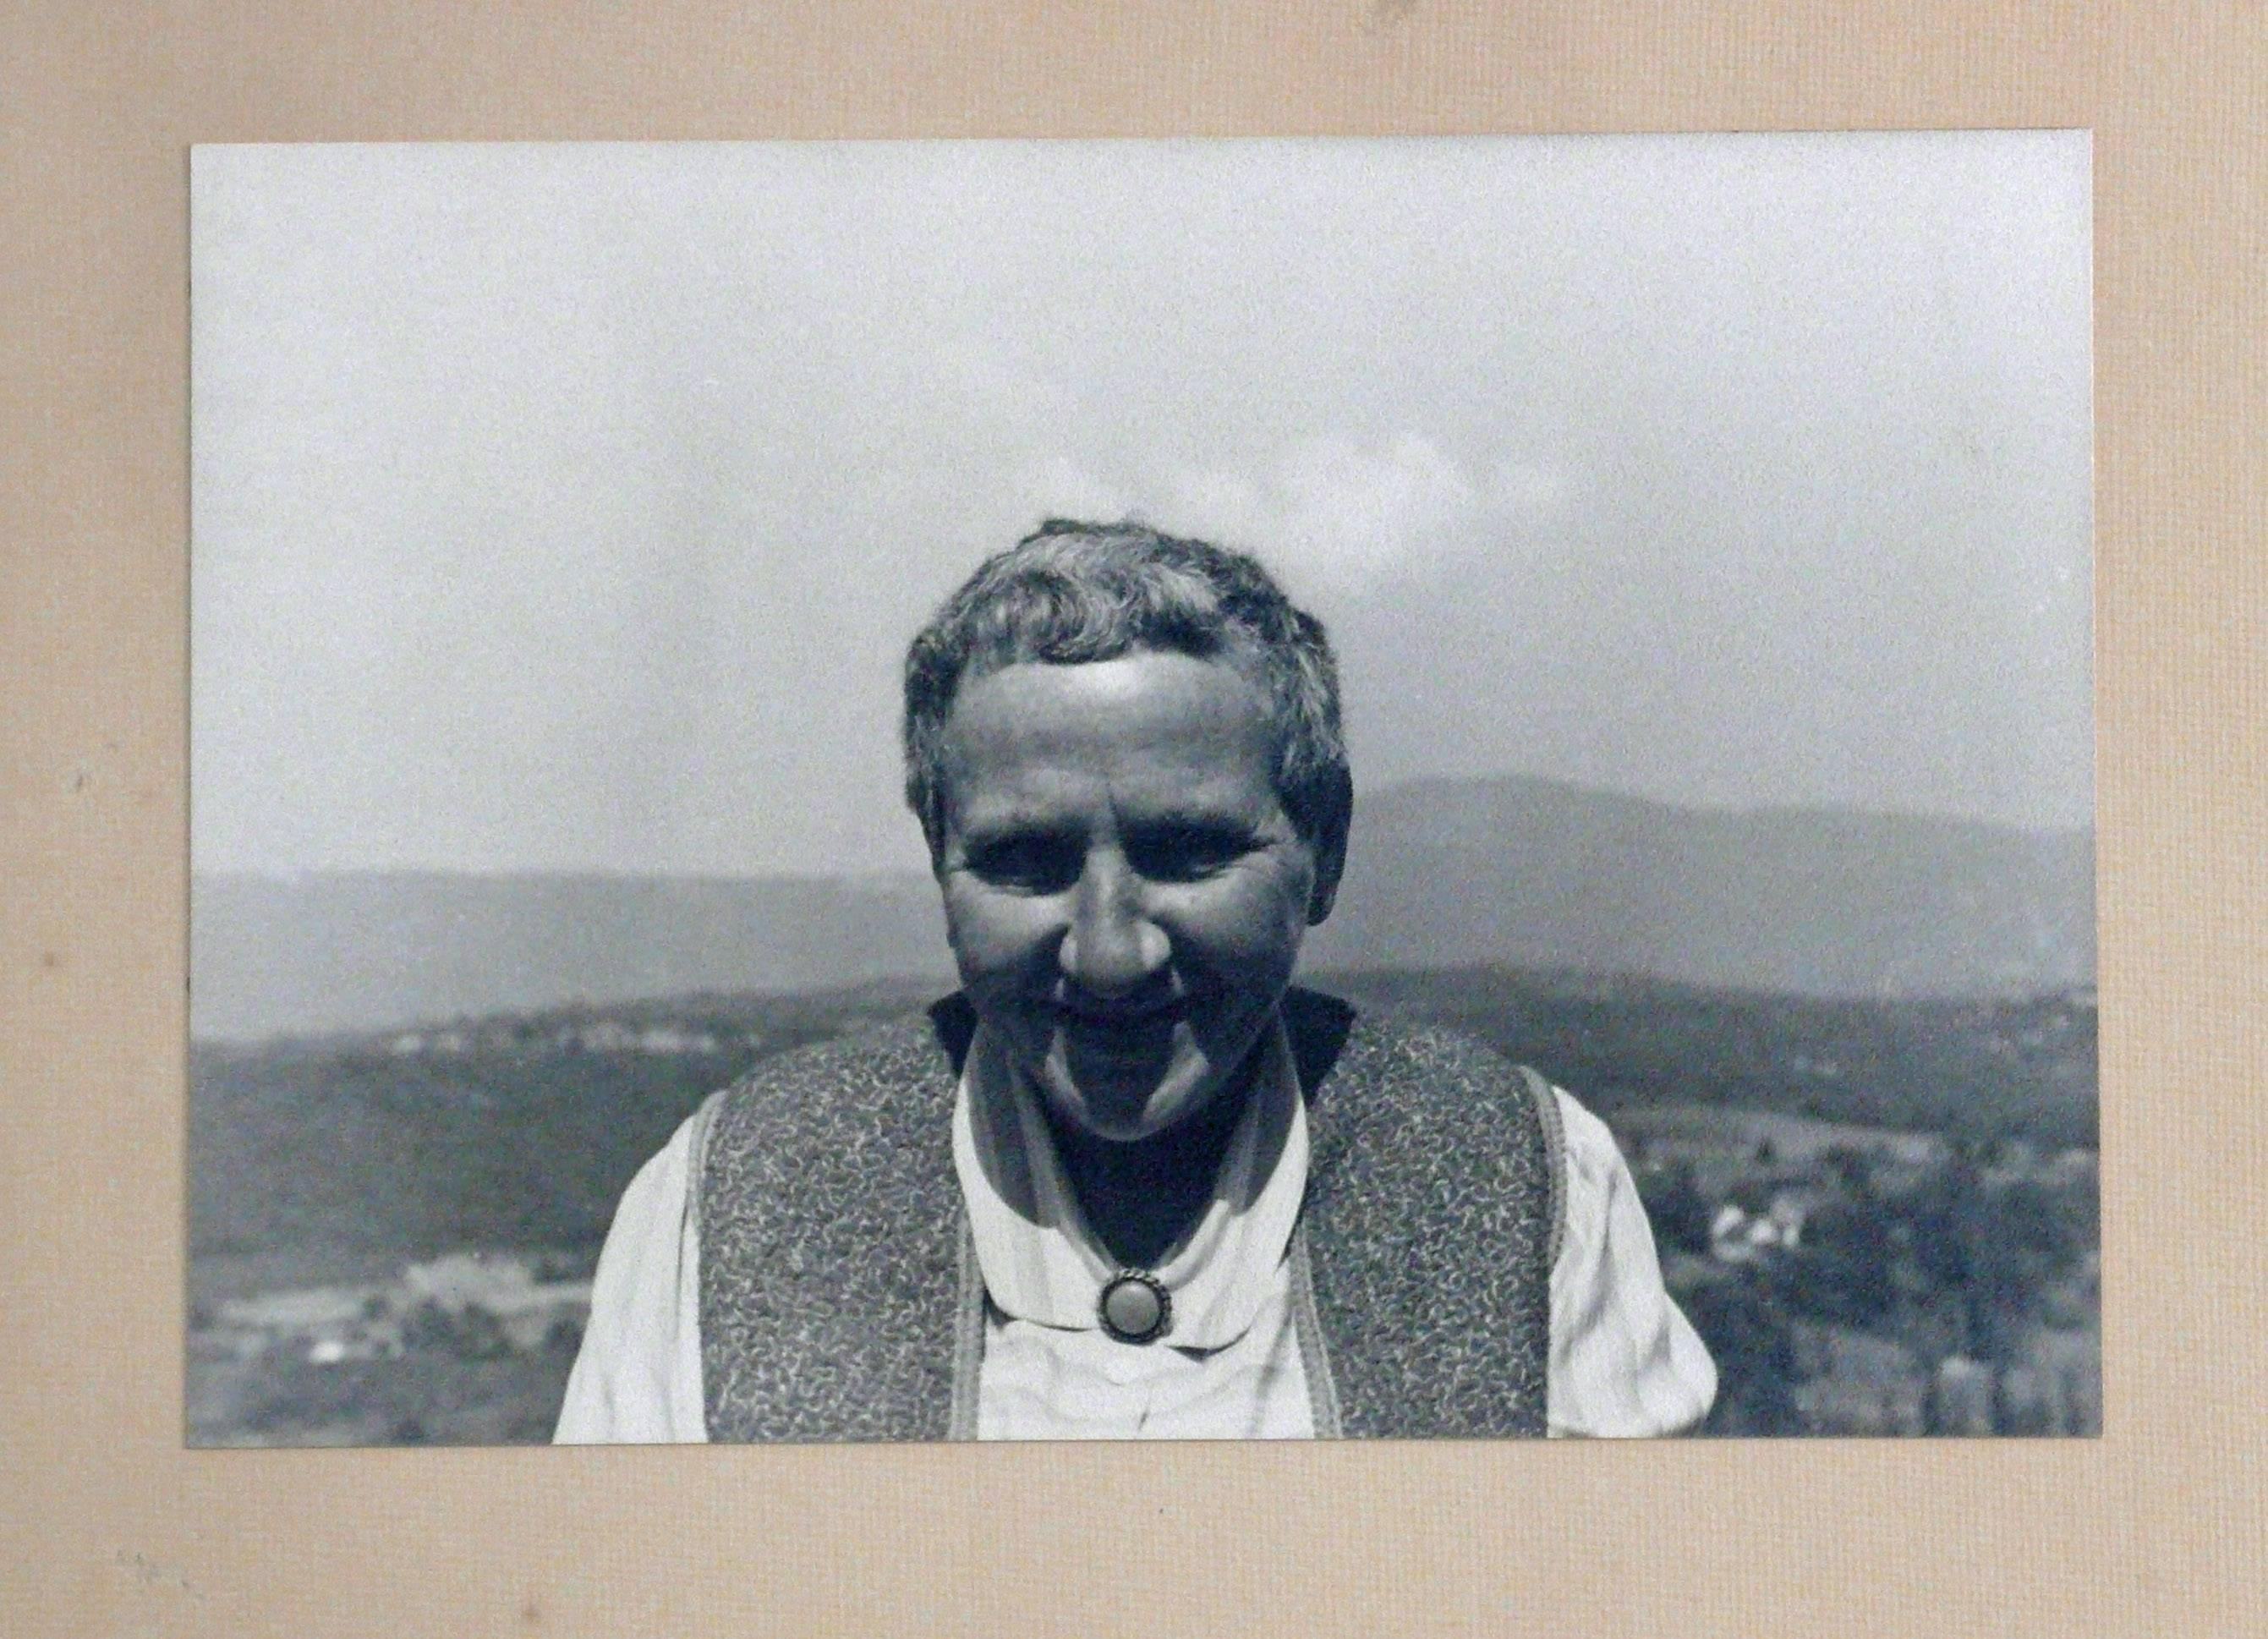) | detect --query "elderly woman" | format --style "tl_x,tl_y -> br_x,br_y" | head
556,519 -> 1714,1441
